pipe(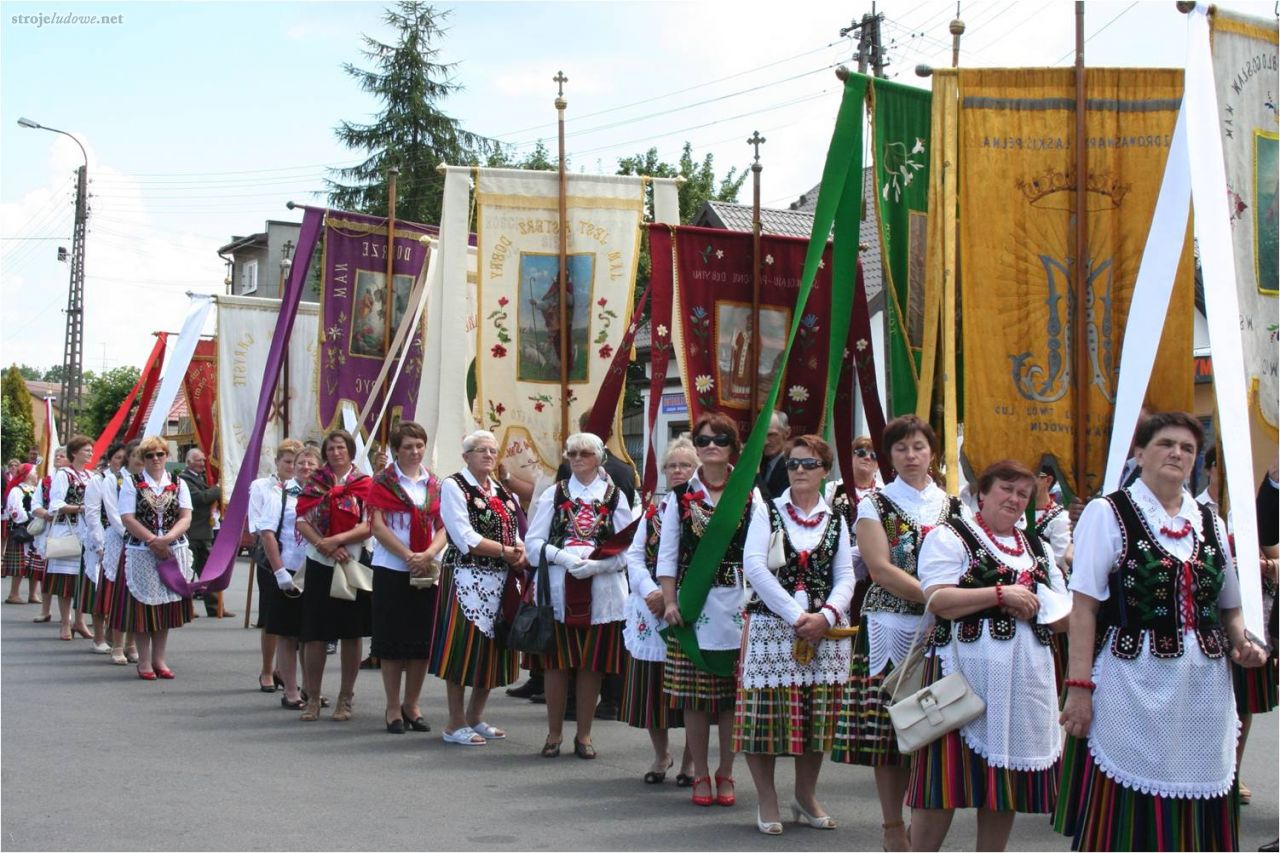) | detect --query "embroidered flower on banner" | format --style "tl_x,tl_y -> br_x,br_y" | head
488,300 -> 512,344
690,306 -> 711,342
695,374 -> 714,394
788,385 -> 809,403
715,249 -> 724,260
856,338 -> 869,352
598,343 -> 614,359
818,258 -> 826,270
491,343 -> 507,358
657,324 -> 668,339
595,300 -> 619,345
498,296 -> 509,308
764,254 -> 774,266
597,297 -> 608,307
